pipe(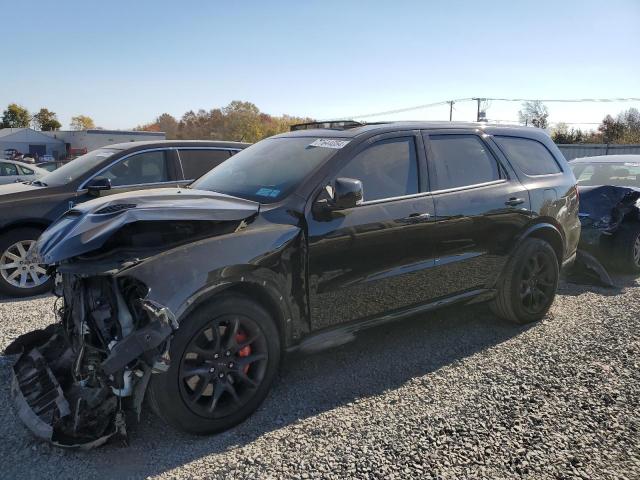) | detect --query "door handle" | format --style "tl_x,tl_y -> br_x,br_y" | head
505,197 -> 525,207
403,212 -> 431,223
